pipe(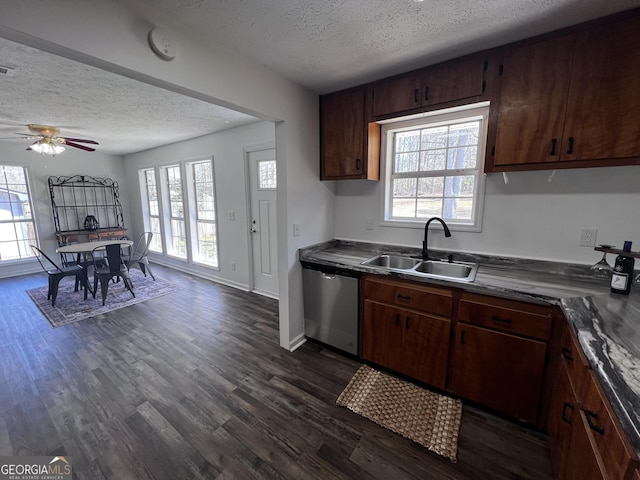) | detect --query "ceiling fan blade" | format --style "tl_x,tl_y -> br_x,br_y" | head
61,136 -> 99,145
64,140 -> 96,152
